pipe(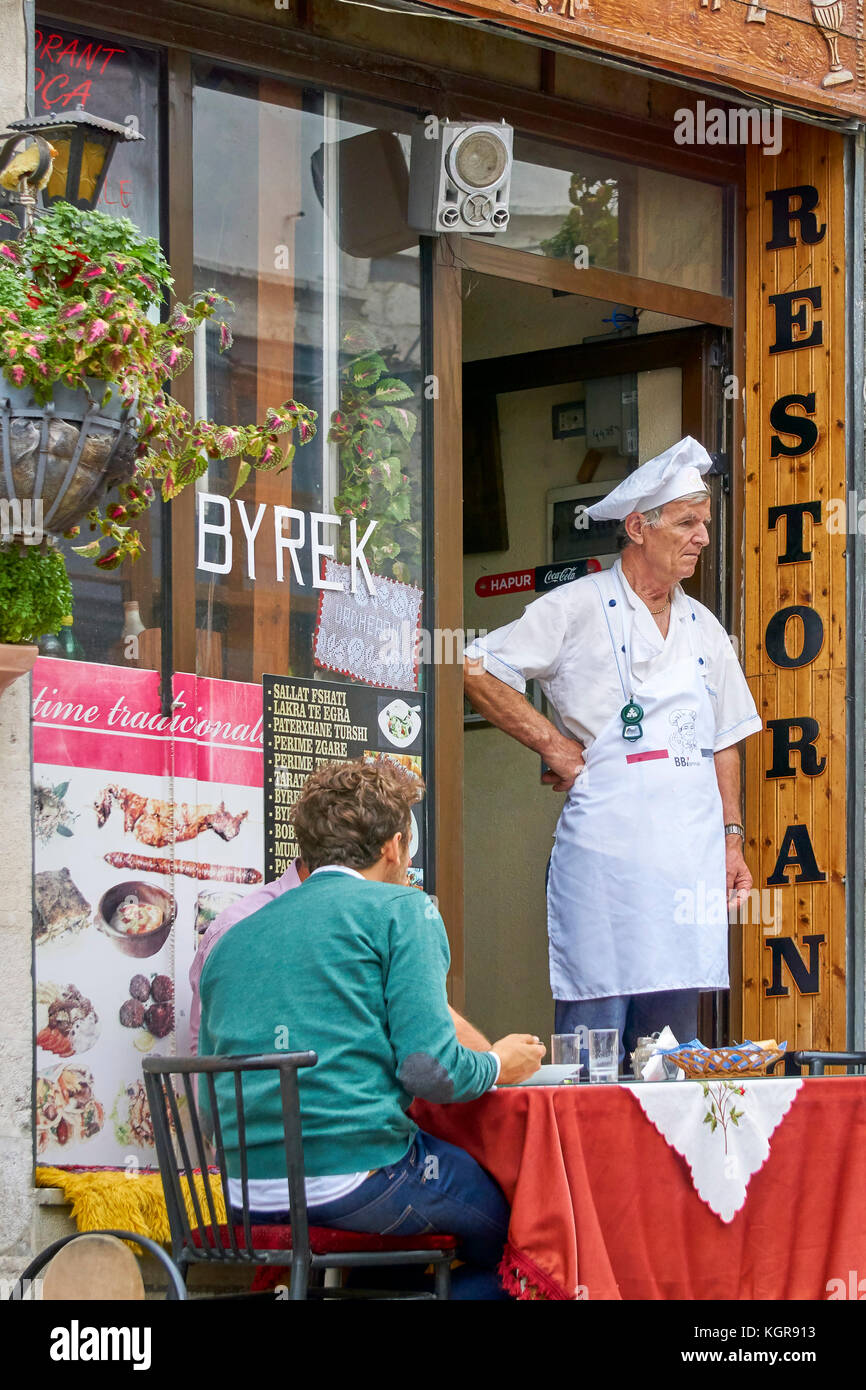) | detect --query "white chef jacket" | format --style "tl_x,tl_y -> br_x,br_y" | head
465,558 -> 762,752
